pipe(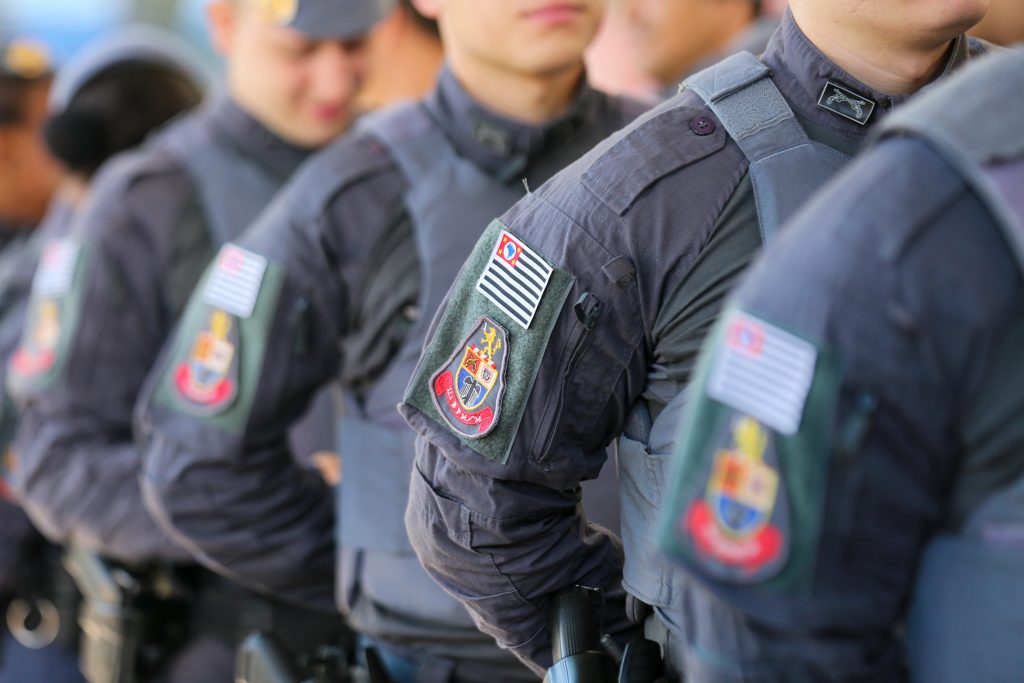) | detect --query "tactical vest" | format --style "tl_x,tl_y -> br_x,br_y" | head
335,103 -> 527,630
616,52 -> 854,616
156,106 -> 289,250
877,49 -> 1024,683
